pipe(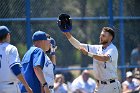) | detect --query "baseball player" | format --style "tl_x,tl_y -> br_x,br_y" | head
19,31 -> 51,93
57,14 -> 121,93
43,37 -> 57,93
0,26 -> 32,93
